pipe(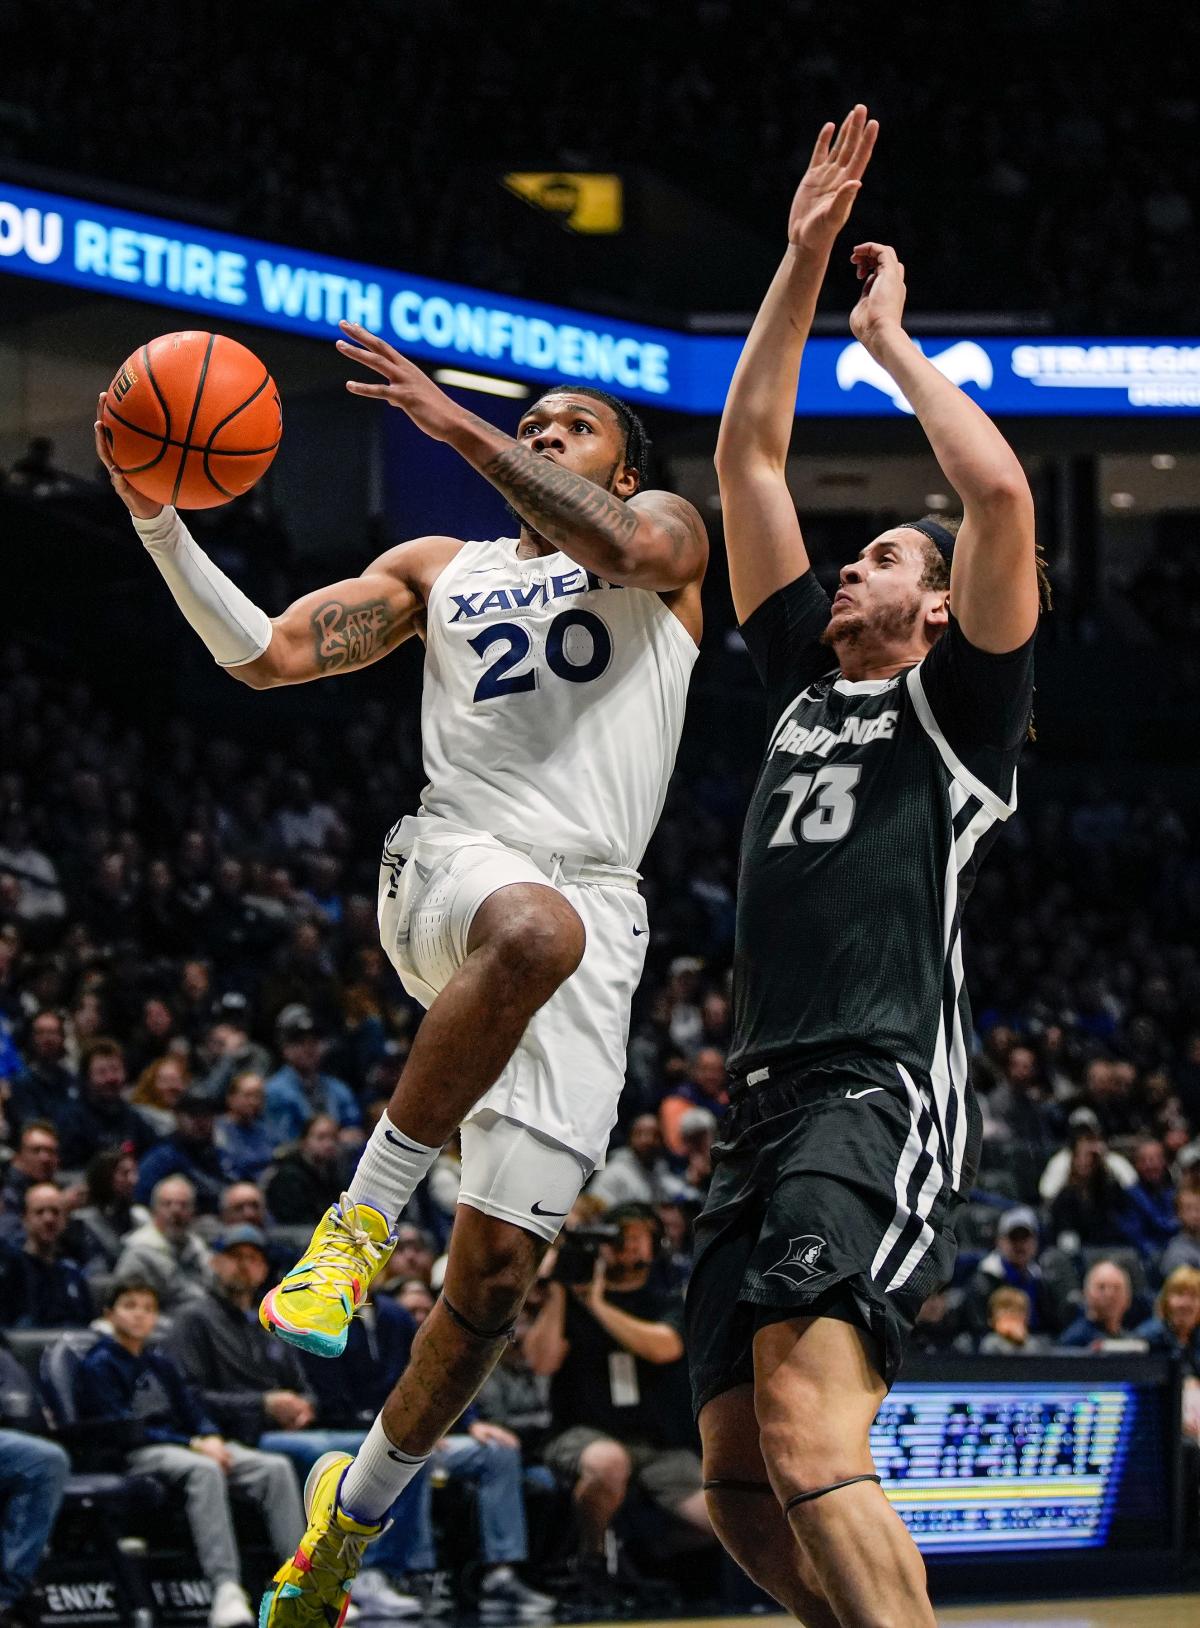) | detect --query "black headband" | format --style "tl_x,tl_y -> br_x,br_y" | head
902,519 -> 956,560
